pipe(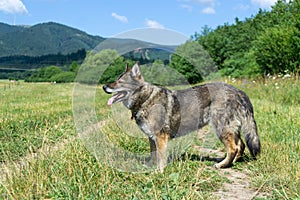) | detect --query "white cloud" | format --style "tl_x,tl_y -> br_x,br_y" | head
202,7 -> 215,14
145,19 -> 165,29
179,0 -> 217,14
111,12 -> 128,23
0,0 -> 28,14
192,0 -> 215,5
179,0 -> 215,7
234,3 -> 250,11
180,4 -> 193,12
251,0 -> 277,8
